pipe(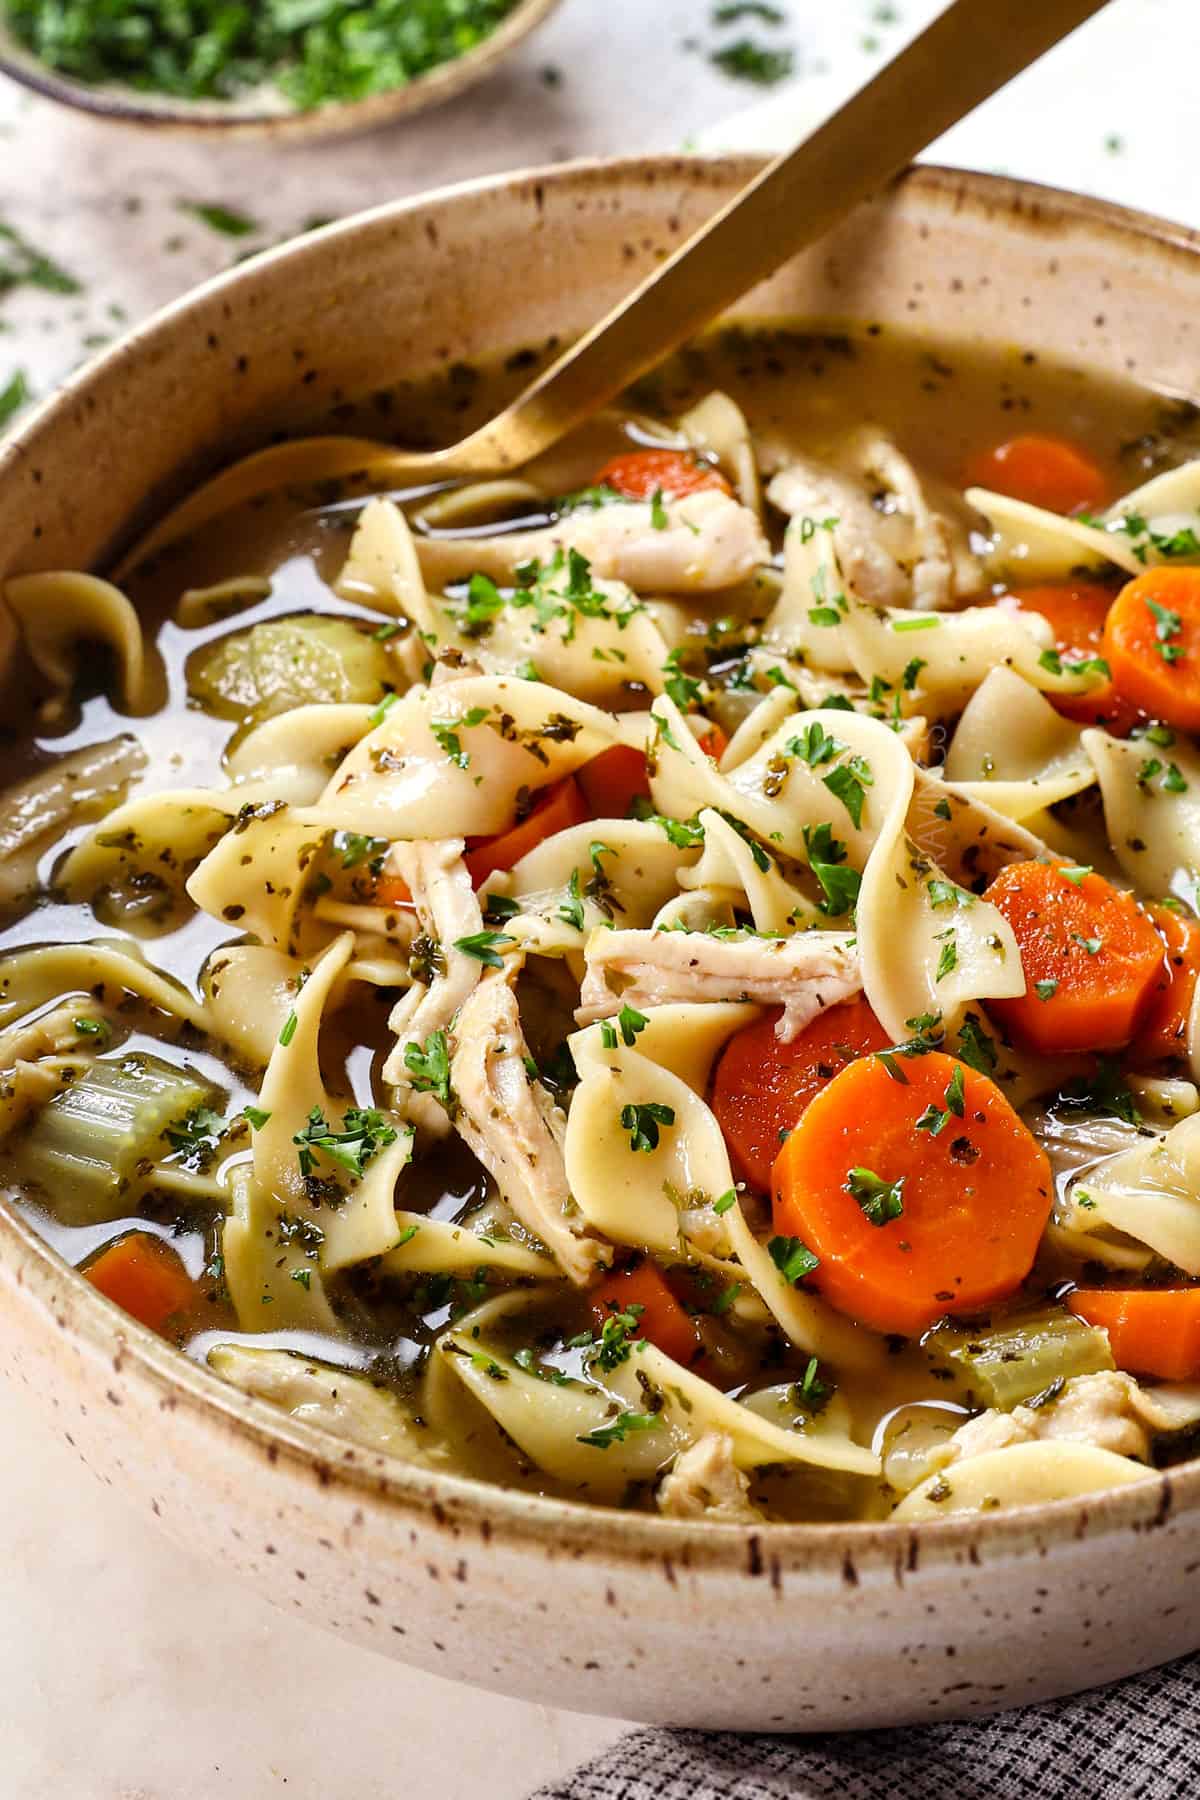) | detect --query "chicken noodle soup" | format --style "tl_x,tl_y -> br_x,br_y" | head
8,324 -> 1200,1525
